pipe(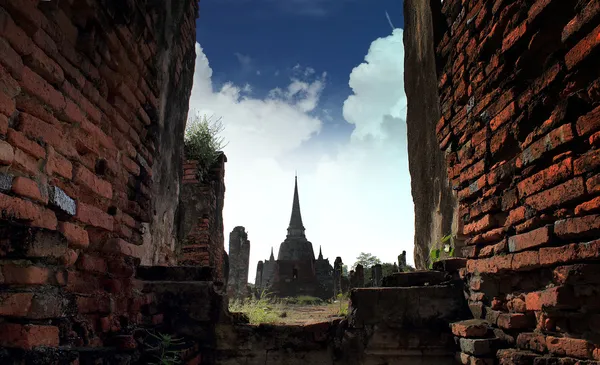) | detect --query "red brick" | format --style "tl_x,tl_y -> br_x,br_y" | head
77,254 -> 107,274
525,286 -> 576,311
516,333 -> 547,353
0,323 -> 59,349
0,10 -> 34,56
497,313 -> 532,329
58,222 -> 89,249
0,293 -> 34,317
0,38 -> 24,78
517,158 -> 572,198
13,148 -> 39,176
502,22 -> 528,52
7,129 -> 45,159
11,176 -> 46,204
103,238 -> 140,258
15,93 -> 61,127
75,202 -> 113,231
76,294 -> 111,314
479,240 -> 508,257
508,226 -> 551,253
80,119 -> 115,150
121,155 -> 140,176
565,23 -> 600,70
539,244 -> 579,266
554,214 -> 600,239
574,149 -> 600,175
458,175 -> 486,200
451,319 -> 489,338
45,146 -> 72,180
18,112 -> 75,158
23,45 -> 64,86
546,336 -> 594,359
0,89 -> 15,117
562,0 -> 600,43
0,192 -> 56,229
587,174 -> 600,194
62,98 -> 86,125
60,249 -> 79,267
575,196 -> 600,215
576,105 -> 600,137
0,63 -> 21,98
19,66 -> 65,112
490,102 -> 516,131
507,206 -> 528,226
525,177 -> 585,211
517,124 -> 574,168
0,114 -> 8,135
463,214 -> 496,236
0,139 -> 15,164
2,264 -> 49,285
74,165 -> 113,199
511,251 -> 540,271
